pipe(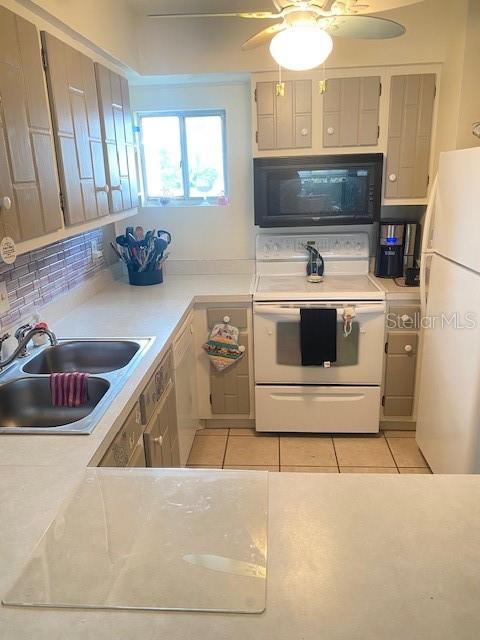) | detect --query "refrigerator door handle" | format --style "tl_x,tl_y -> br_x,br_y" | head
420,254 -> 432,318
